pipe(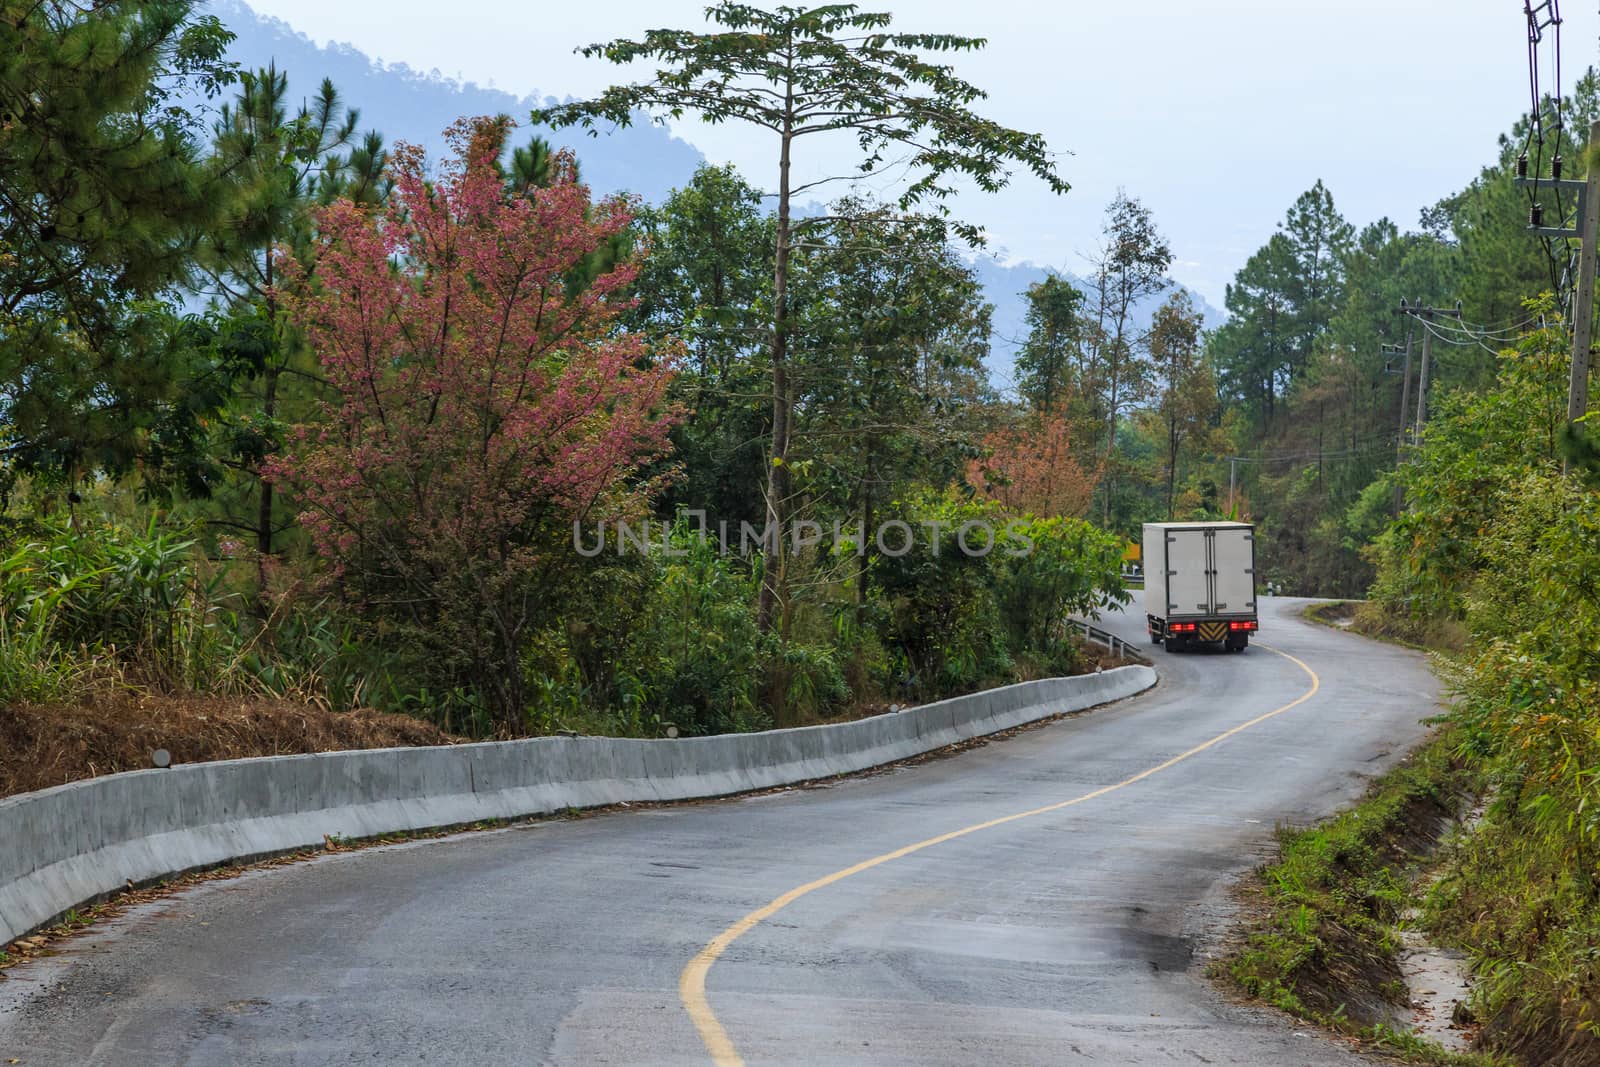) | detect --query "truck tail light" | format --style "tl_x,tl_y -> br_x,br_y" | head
1171,622 -> 1197,633
1229,620 -> 1258,631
